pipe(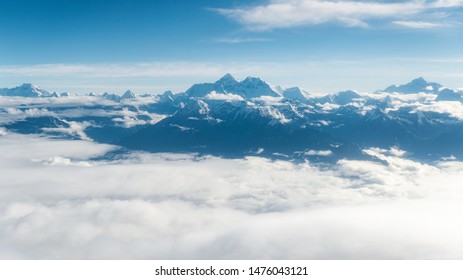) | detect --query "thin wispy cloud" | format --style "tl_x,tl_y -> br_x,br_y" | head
214,37 -> 273,43
393,20 -> 447,29
215,0 -> 463,30
0,62 -> 227,78
431,0 -> 463,8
